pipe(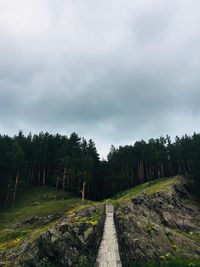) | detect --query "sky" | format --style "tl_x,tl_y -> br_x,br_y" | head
0,0 -> 200,158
